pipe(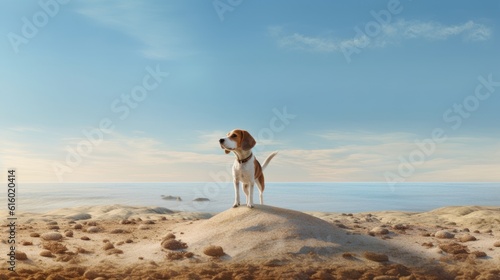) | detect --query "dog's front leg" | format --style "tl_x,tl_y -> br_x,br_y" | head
246,183 -> 254,208
233,179 -> 240,208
